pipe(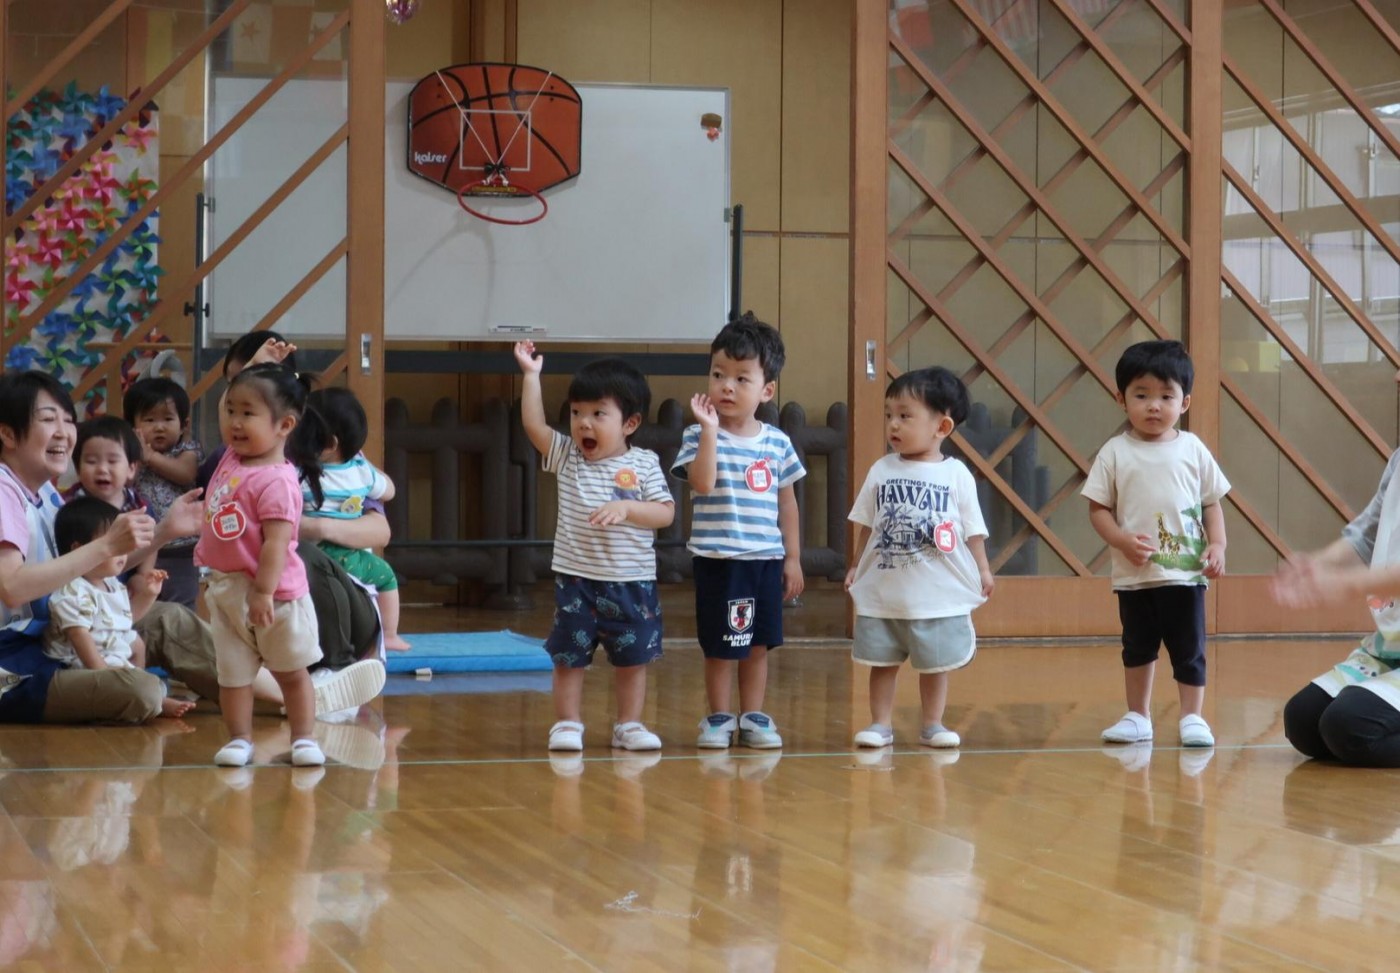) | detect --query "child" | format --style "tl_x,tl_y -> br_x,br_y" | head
124,377 -> 202,608
845,367 -> 994,749
43,497 -> 193,718
673,313 -> 806,750
513,341 -> 674,752
67,416 -> 144,512
303,387 -> 409,651
1082,339 -> 1229,748
197,363 -> 330,767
